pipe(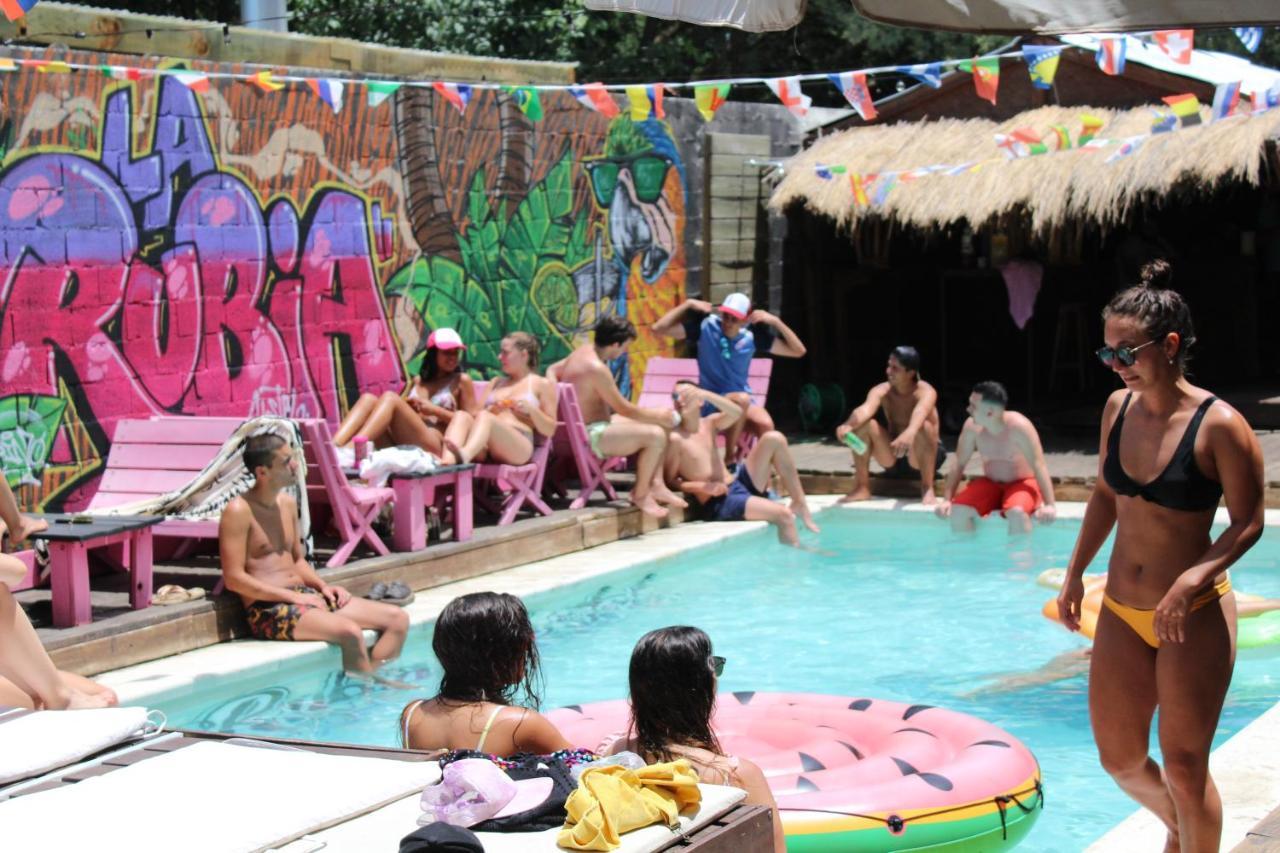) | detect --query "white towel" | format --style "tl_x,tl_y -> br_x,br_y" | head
0,706 -> 151,786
